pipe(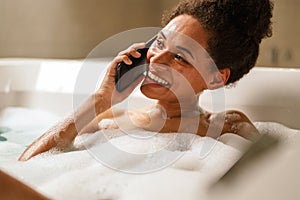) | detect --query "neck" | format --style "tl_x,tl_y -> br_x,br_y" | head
156,97 -> 200,119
